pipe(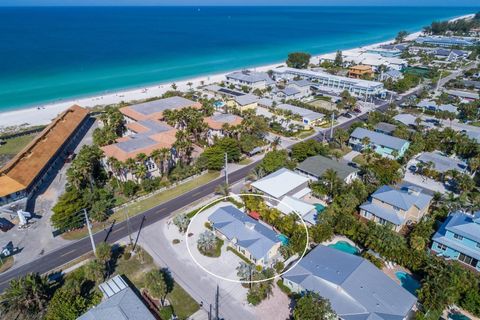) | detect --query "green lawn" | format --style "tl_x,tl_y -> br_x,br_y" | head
0,256 -> 14,273
164,282 -> 199,319
239,158 -> 252,165
62,171 -> 220,240
296,129 -> 315,139
352,154 -> 367,167
0,134 -> 37,166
